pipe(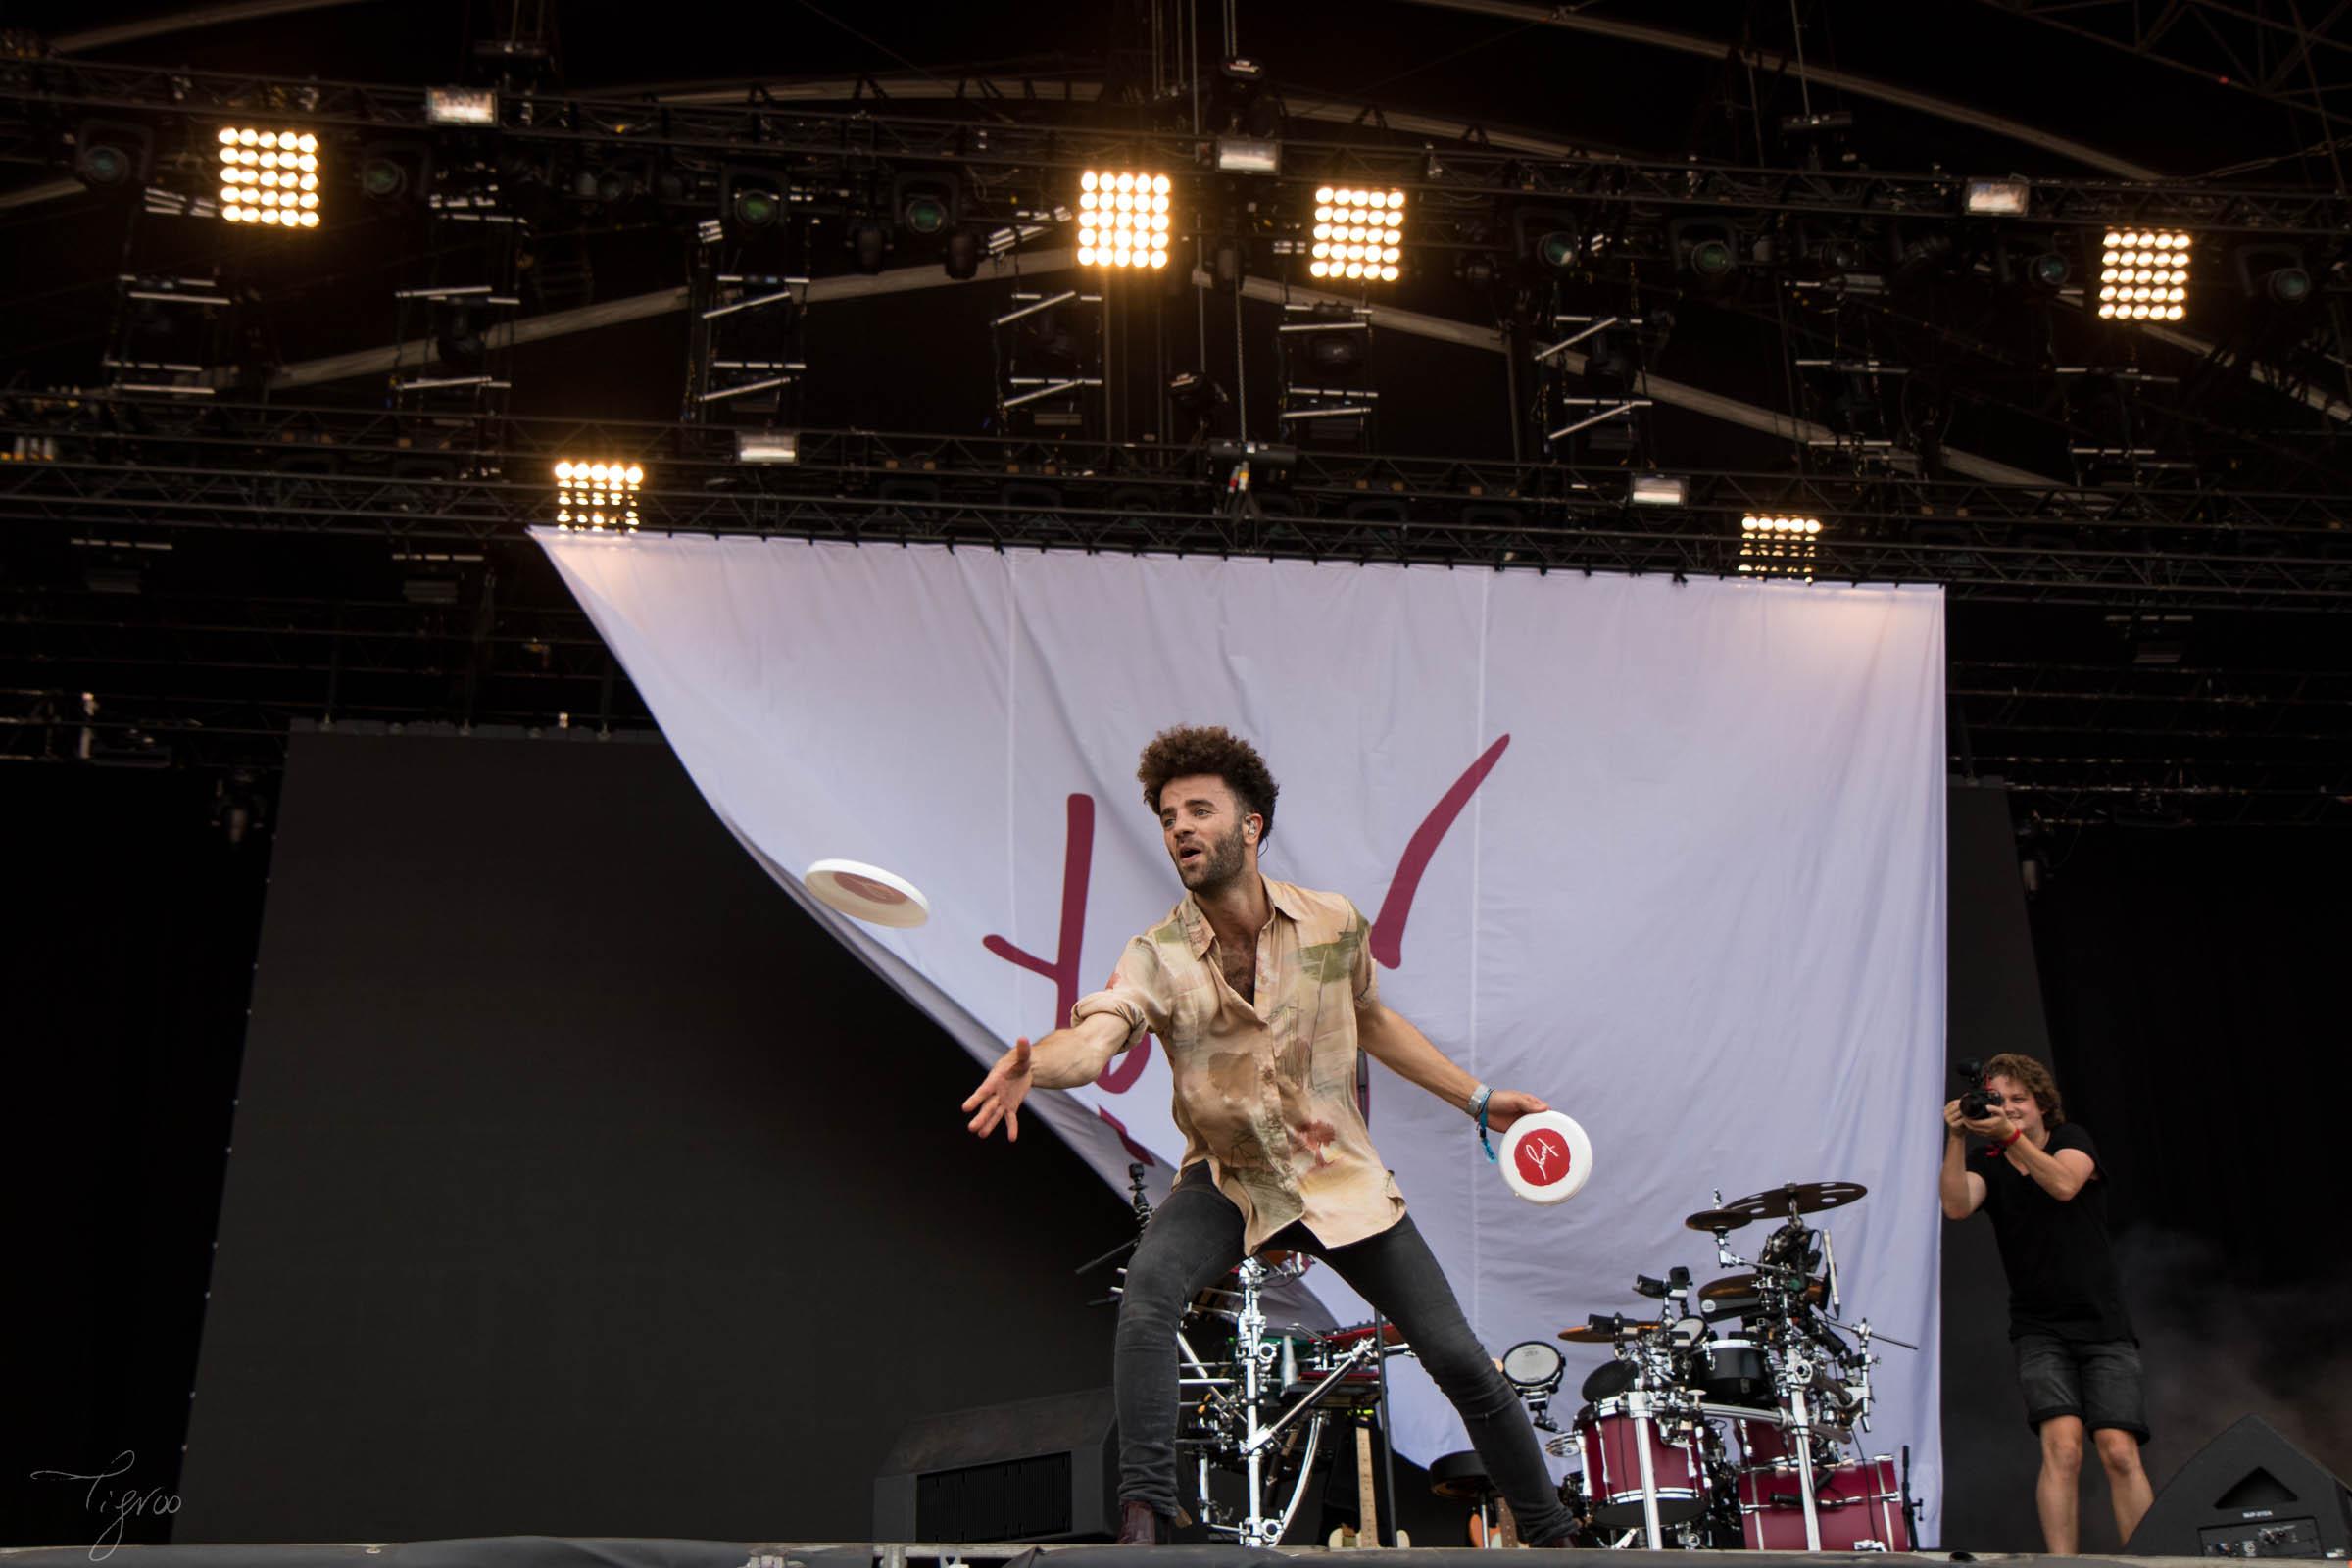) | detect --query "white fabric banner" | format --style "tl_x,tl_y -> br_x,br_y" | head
535,531 -> 1948,1539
